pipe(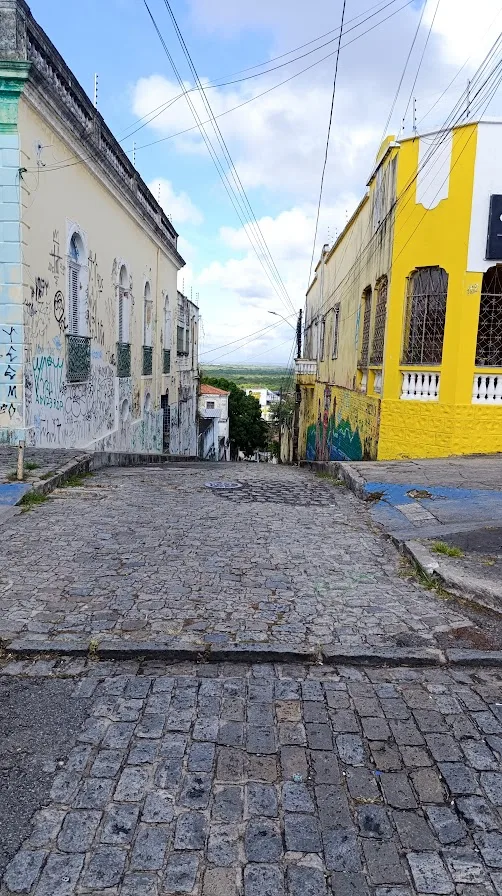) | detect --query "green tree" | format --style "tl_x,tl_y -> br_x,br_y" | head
202,377 -> 268,458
